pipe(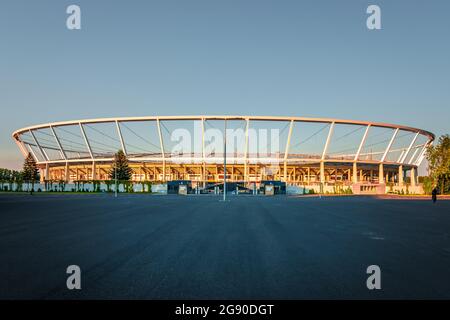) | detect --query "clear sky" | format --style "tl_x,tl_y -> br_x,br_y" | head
1,0 -> 449,169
